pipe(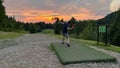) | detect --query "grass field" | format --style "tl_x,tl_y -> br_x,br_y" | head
42,29 -> 120,54
72,39 -> 120,53
0,31 -> 24,39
